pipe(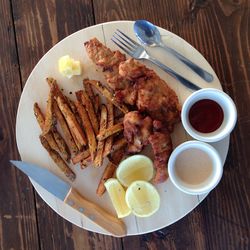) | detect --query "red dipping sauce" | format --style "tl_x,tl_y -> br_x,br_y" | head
188,99 -> 224,133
